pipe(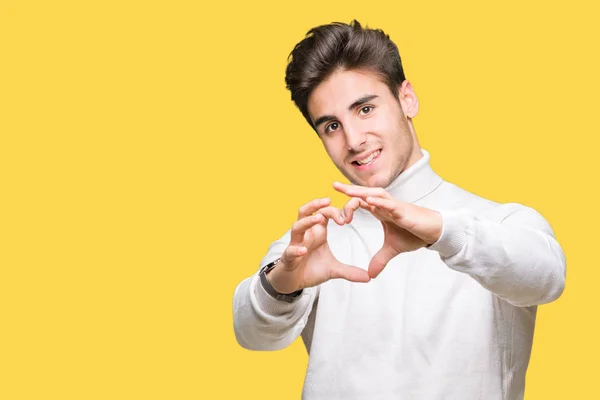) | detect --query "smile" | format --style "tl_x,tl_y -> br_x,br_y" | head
353,150 -> 381,167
